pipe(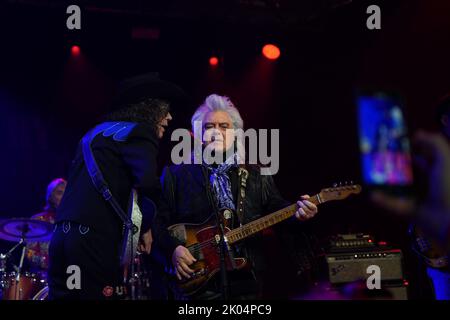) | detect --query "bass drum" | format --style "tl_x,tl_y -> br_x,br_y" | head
3,272 -> 46,300
32,286 -> 49,300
